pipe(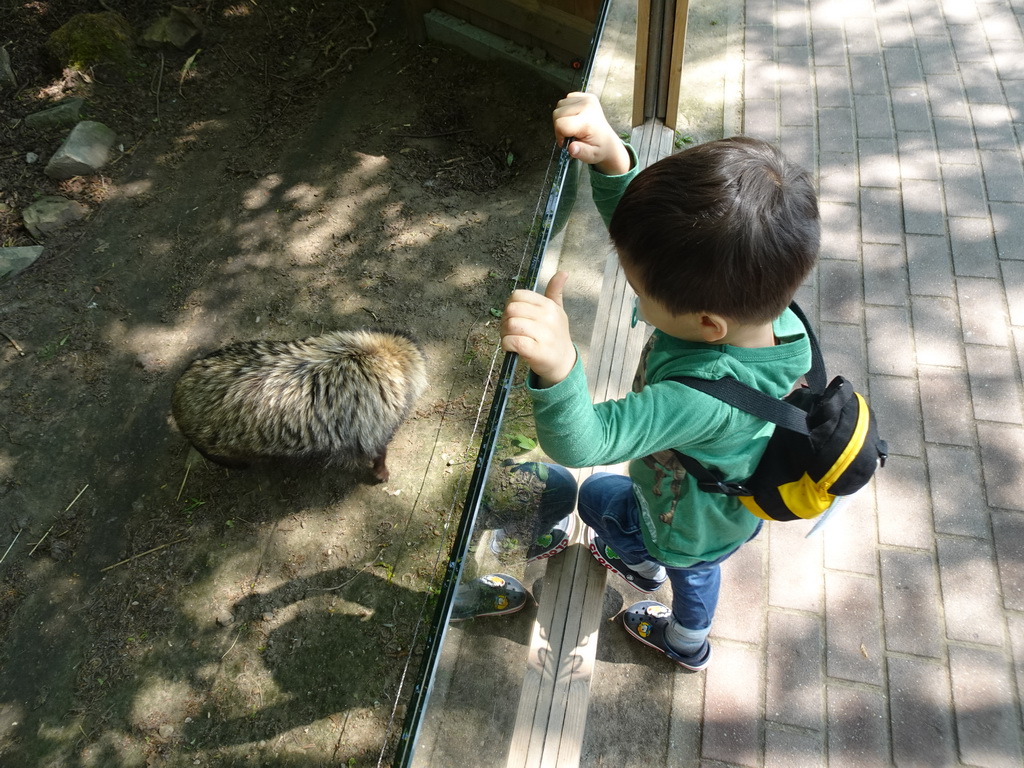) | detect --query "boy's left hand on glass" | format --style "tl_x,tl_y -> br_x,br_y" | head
500,271 -> 577,388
